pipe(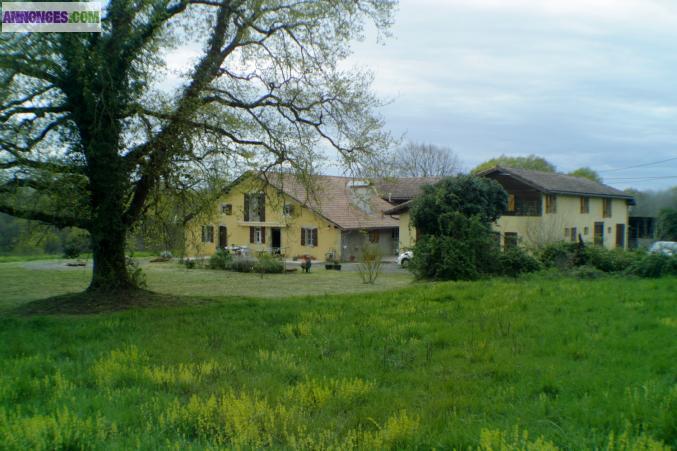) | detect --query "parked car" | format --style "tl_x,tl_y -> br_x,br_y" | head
649,241 -> 677,256
397,250 -> 413,267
